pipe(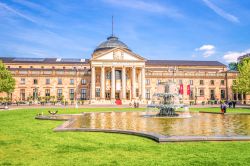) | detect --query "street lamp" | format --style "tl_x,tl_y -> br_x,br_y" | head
194,86 -> 198,105
168,66 -> 178,83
